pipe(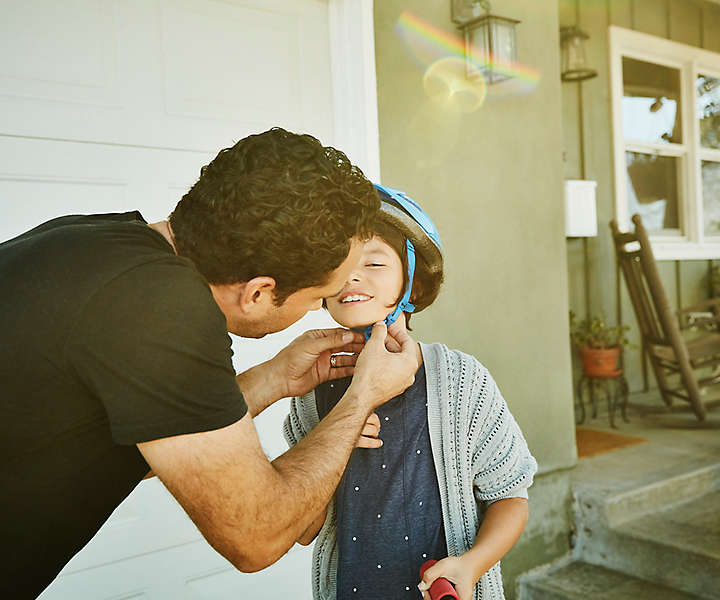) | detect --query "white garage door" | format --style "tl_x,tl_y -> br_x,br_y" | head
0,0 -> 378,597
